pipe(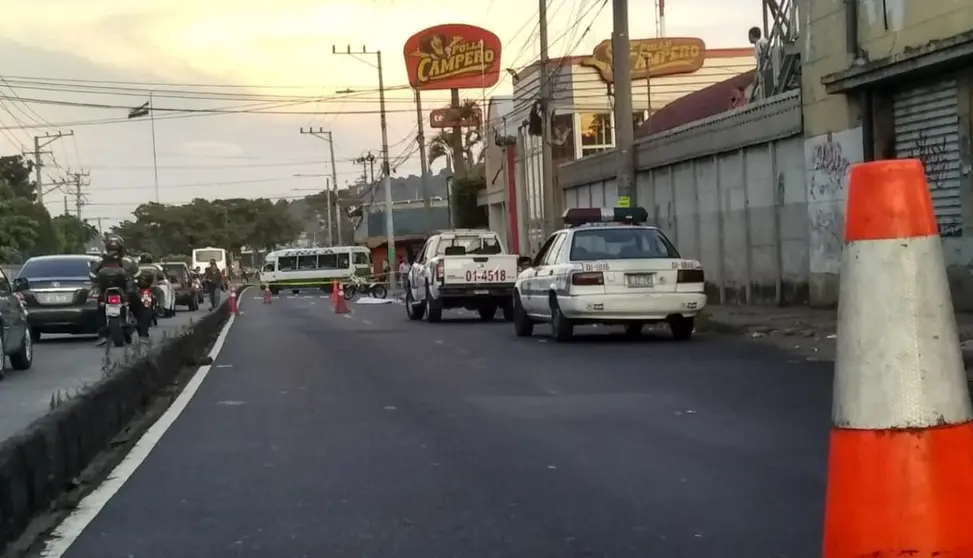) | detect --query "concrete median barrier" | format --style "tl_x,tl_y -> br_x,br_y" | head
0,285 -> 245,552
